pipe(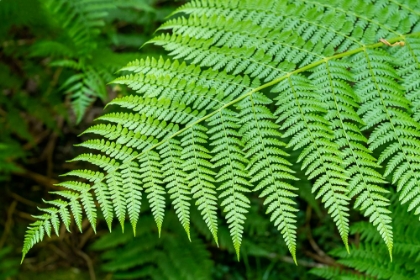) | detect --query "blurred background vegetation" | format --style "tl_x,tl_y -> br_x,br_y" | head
1,0 -> 419,279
